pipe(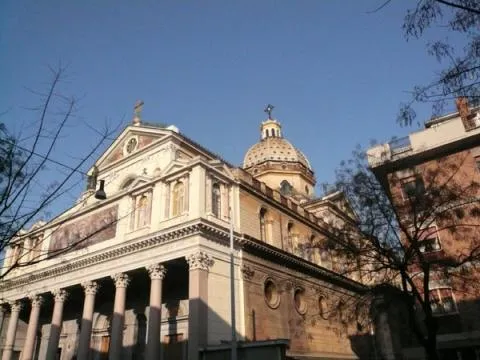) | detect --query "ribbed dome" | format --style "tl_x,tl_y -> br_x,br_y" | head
243,137 -> 312,170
